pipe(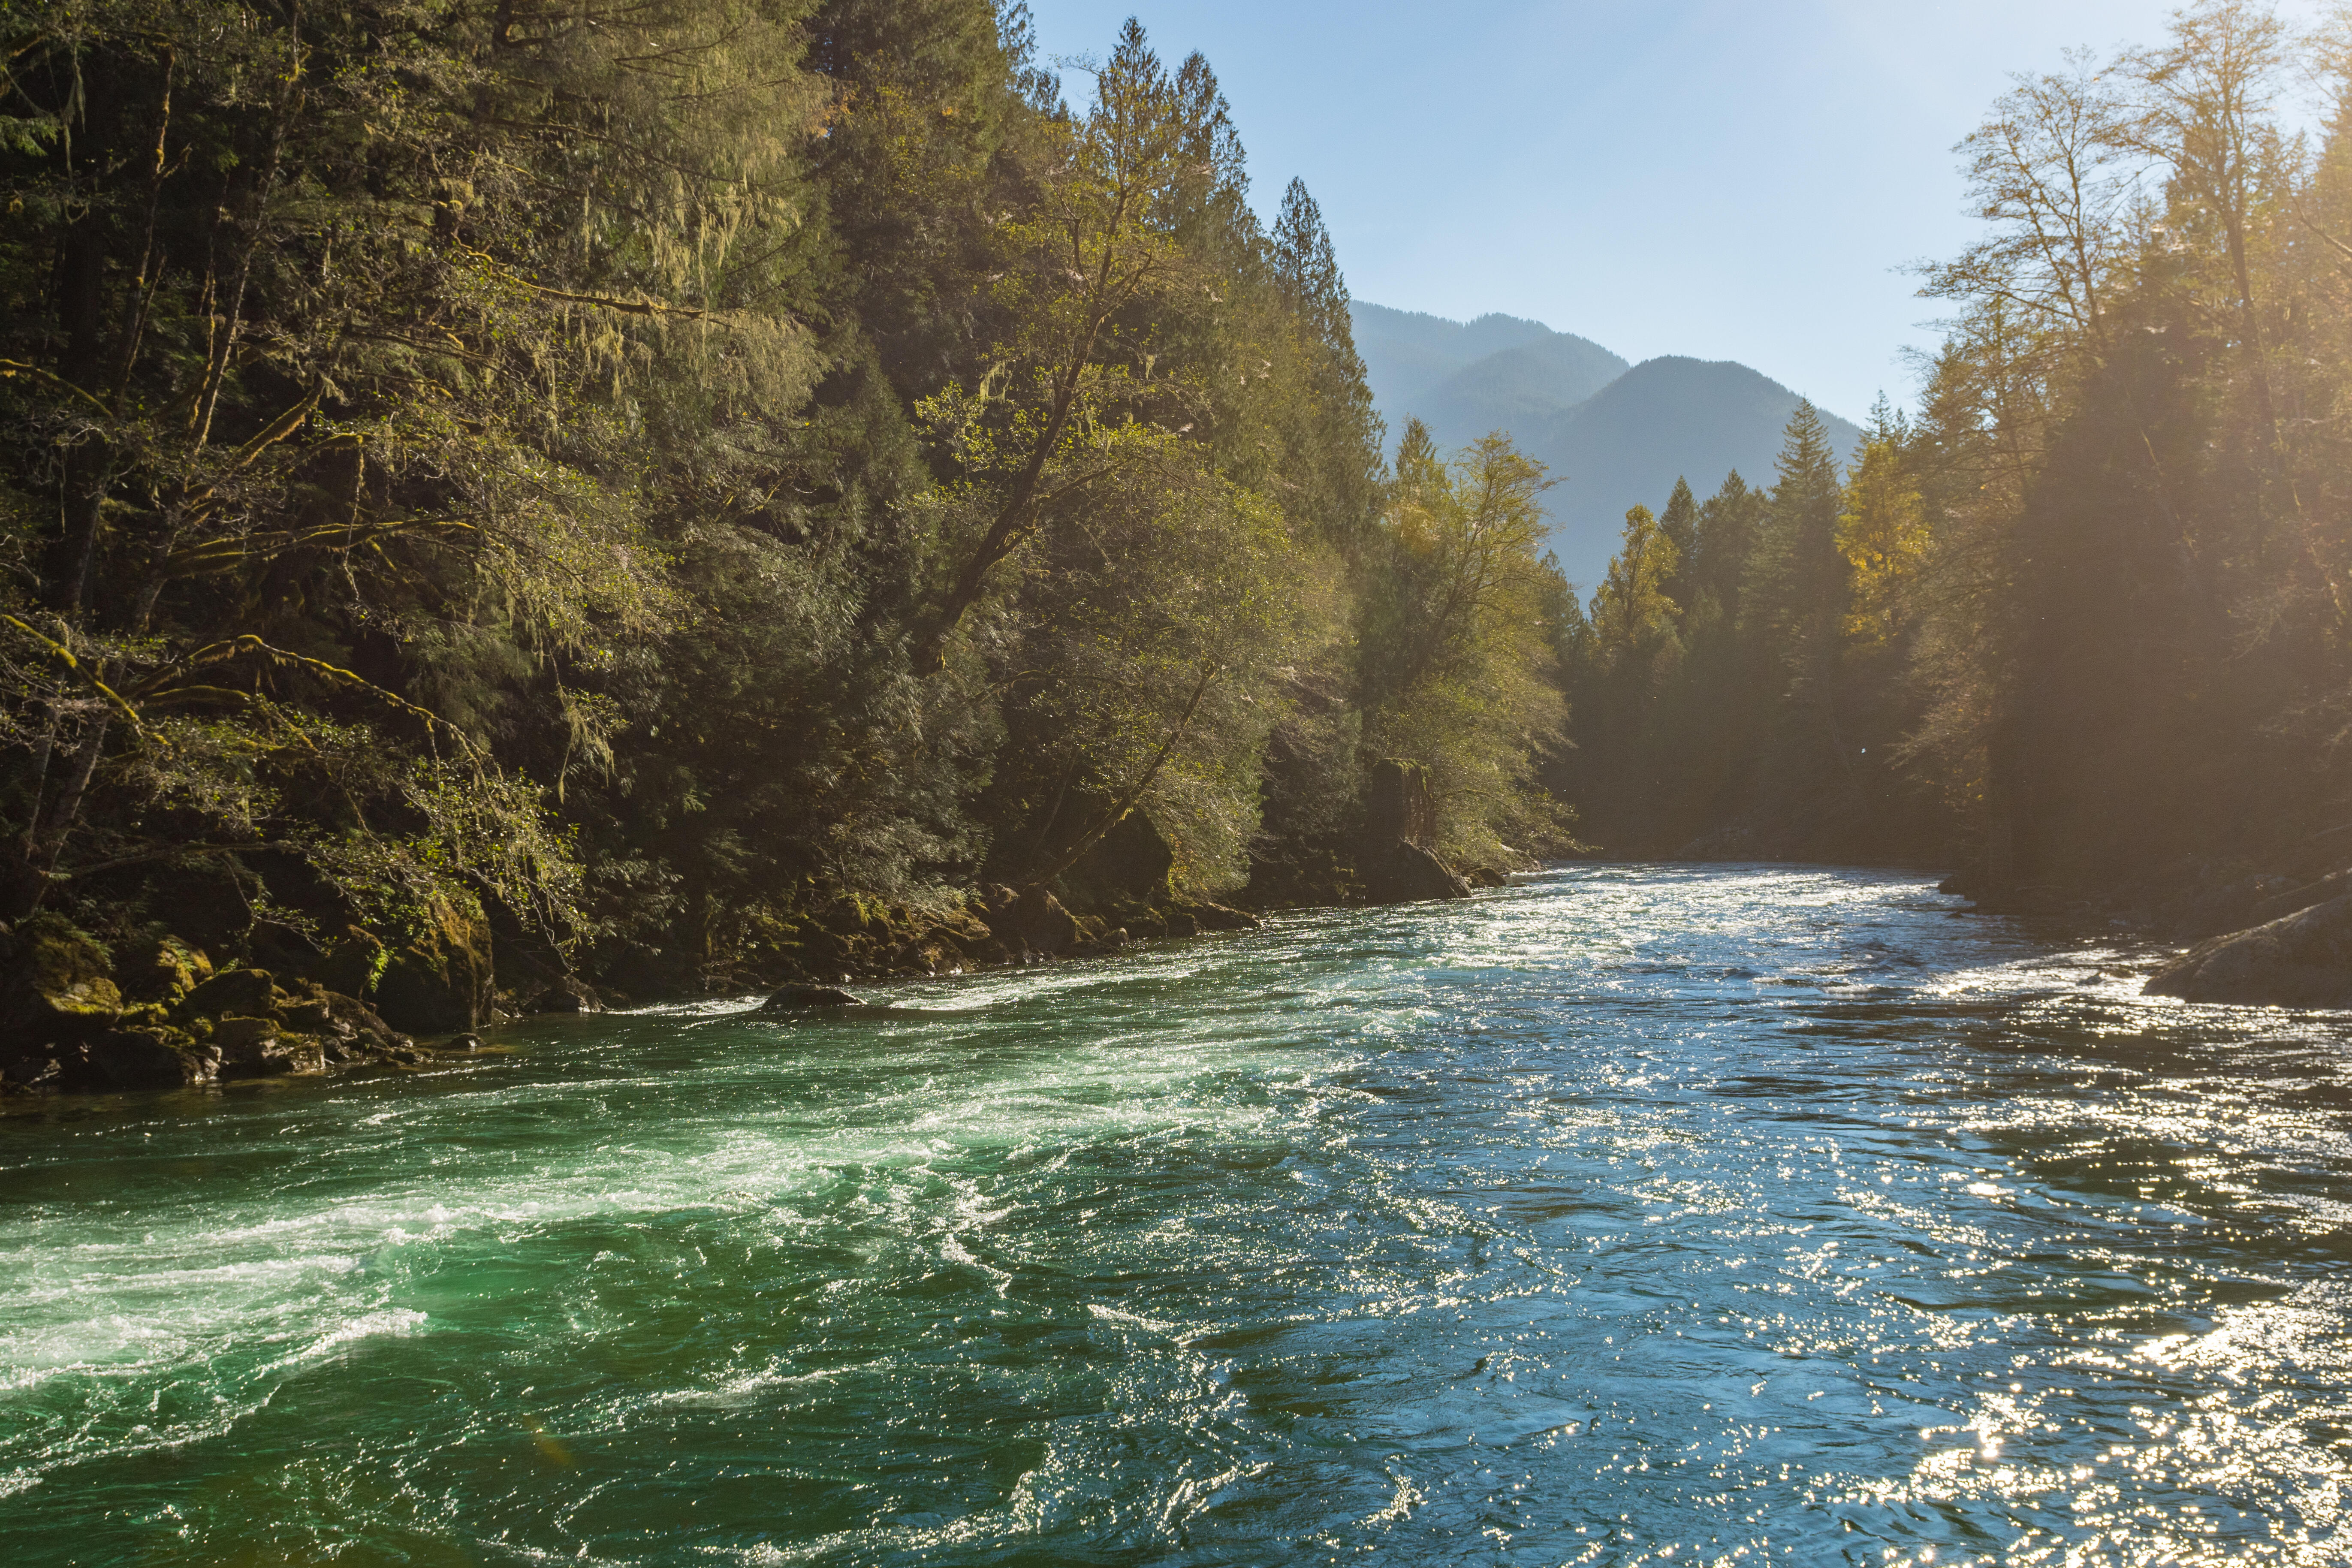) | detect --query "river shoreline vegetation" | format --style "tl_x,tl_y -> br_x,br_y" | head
1556,0 -> 2352,998
0,0 -> 1573,1090
6,0 -> 2352,1098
